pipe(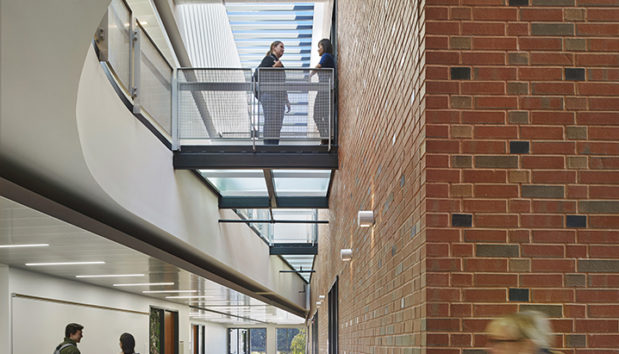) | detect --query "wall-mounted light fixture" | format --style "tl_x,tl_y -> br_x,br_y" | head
358,210 -> 374,227
340,248 -> 353,261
